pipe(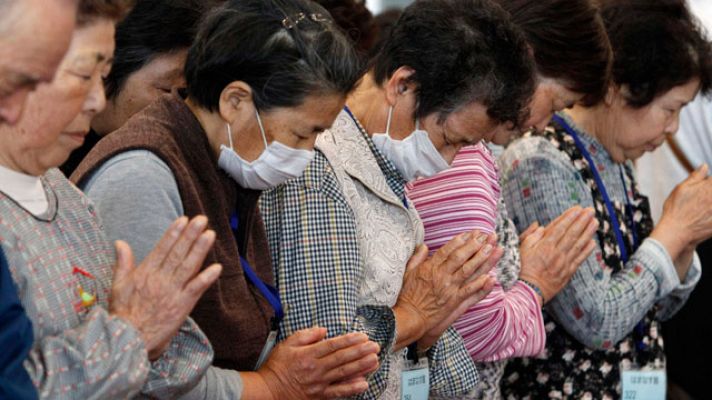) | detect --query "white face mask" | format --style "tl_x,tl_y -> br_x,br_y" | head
371,106 -> 450,181
218,110 -> 315,190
